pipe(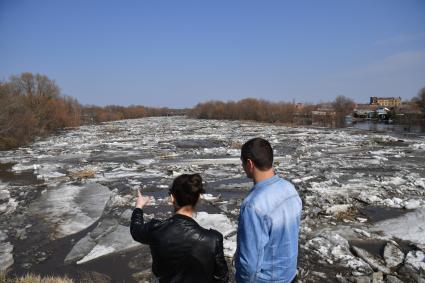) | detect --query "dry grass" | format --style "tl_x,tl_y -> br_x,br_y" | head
0,271 -> 6,283
0,271 -> 73,283
229,140 -> 243,149
335,206 -> 358,221
69,168 -> 96,179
